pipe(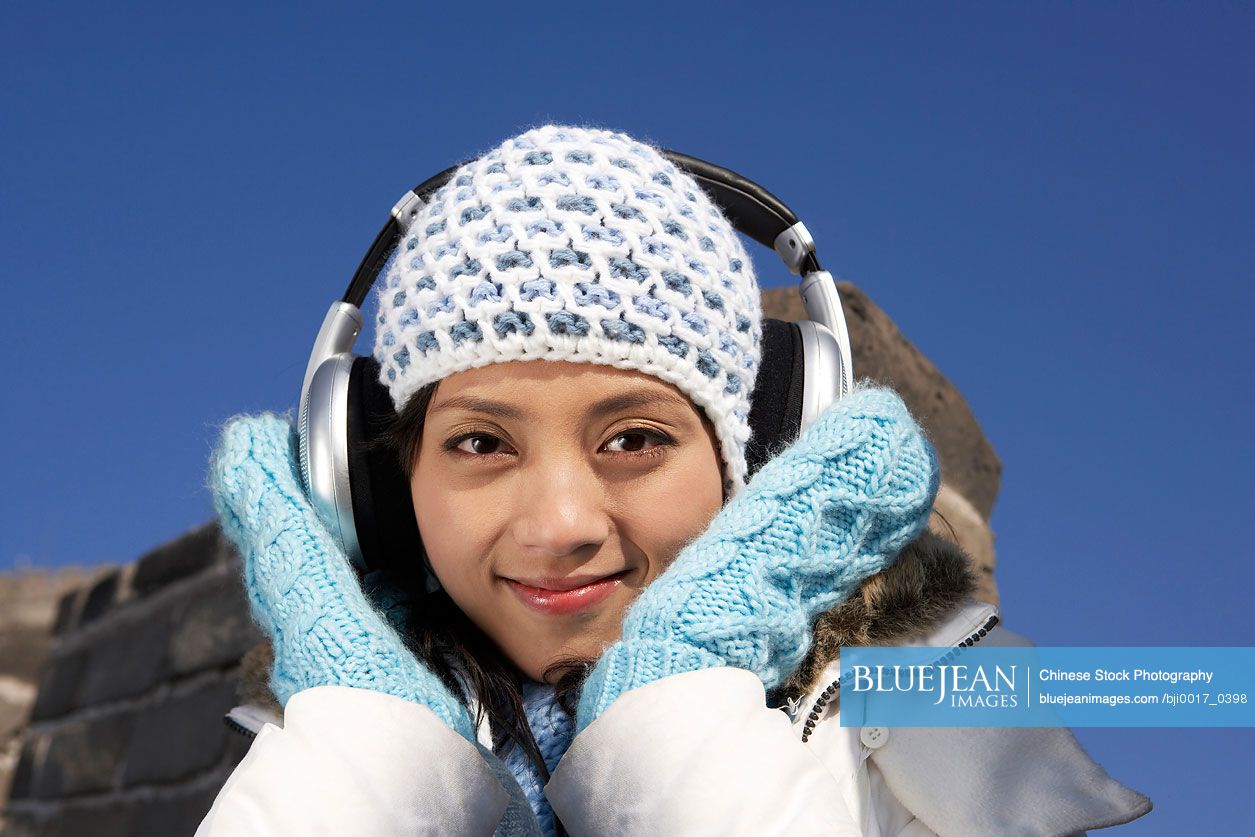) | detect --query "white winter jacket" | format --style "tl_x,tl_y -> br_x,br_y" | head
198,534 -> 1152,836
197,598 -> 1150,836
